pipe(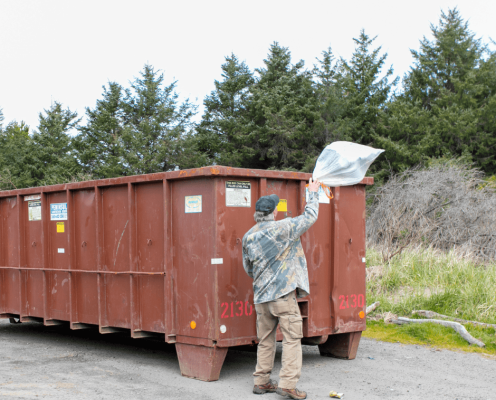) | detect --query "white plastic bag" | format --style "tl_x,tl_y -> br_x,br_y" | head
312,141 -> 384,187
